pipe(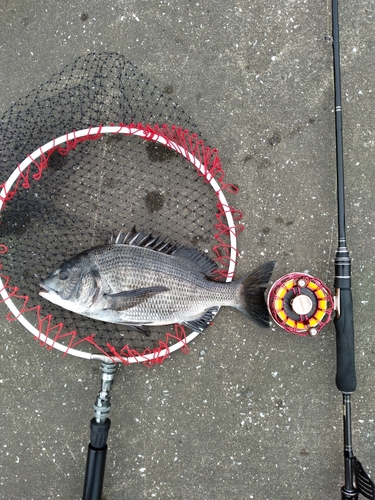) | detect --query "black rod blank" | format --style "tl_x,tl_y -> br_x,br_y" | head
332,0 -> 347,248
